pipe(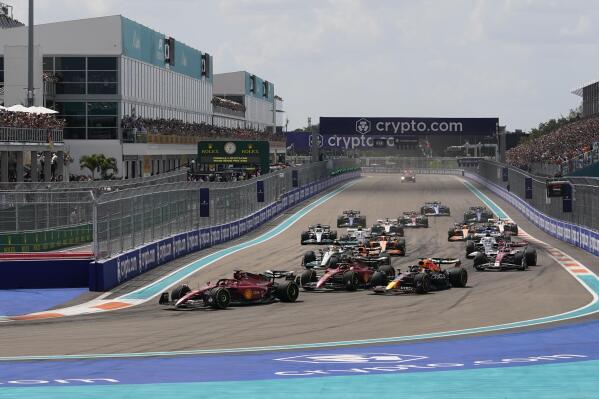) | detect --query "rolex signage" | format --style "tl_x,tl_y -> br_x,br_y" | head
197,141 -> 270,174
